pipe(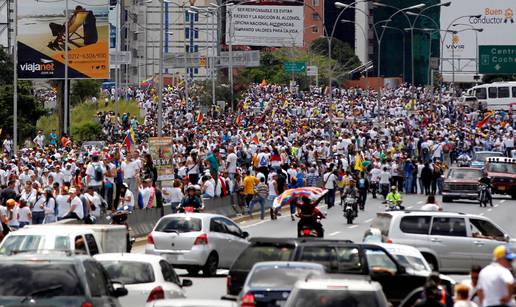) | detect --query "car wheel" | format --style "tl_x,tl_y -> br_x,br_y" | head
203,252 -> 219,277
422,253 -> 439,272
442,196 -> 452,203
187,268 -> 199,276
